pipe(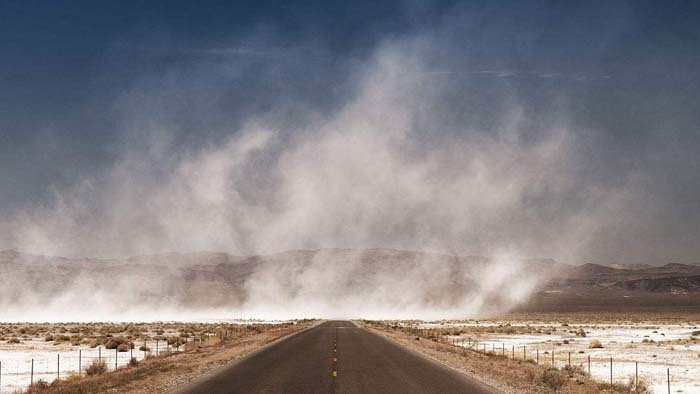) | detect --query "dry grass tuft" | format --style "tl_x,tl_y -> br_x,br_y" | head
537,368 -> 567,390
85,360 -> 108,376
